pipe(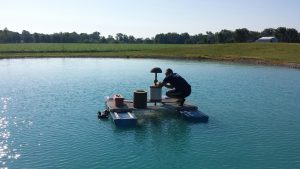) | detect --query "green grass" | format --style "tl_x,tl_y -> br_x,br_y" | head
0,43 -> 300,66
